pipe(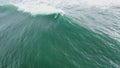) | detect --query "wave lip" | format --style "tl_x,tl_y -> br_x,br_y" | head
13,3 -> 65,15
